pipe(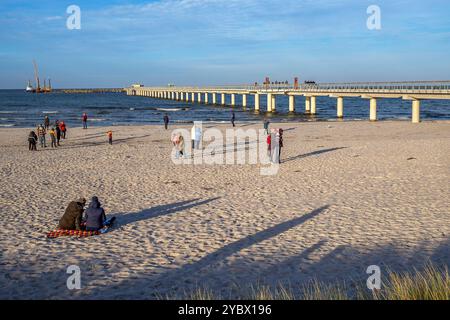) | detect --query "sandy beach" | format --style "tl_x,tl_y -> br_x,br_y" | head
0,120 -> 449,299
